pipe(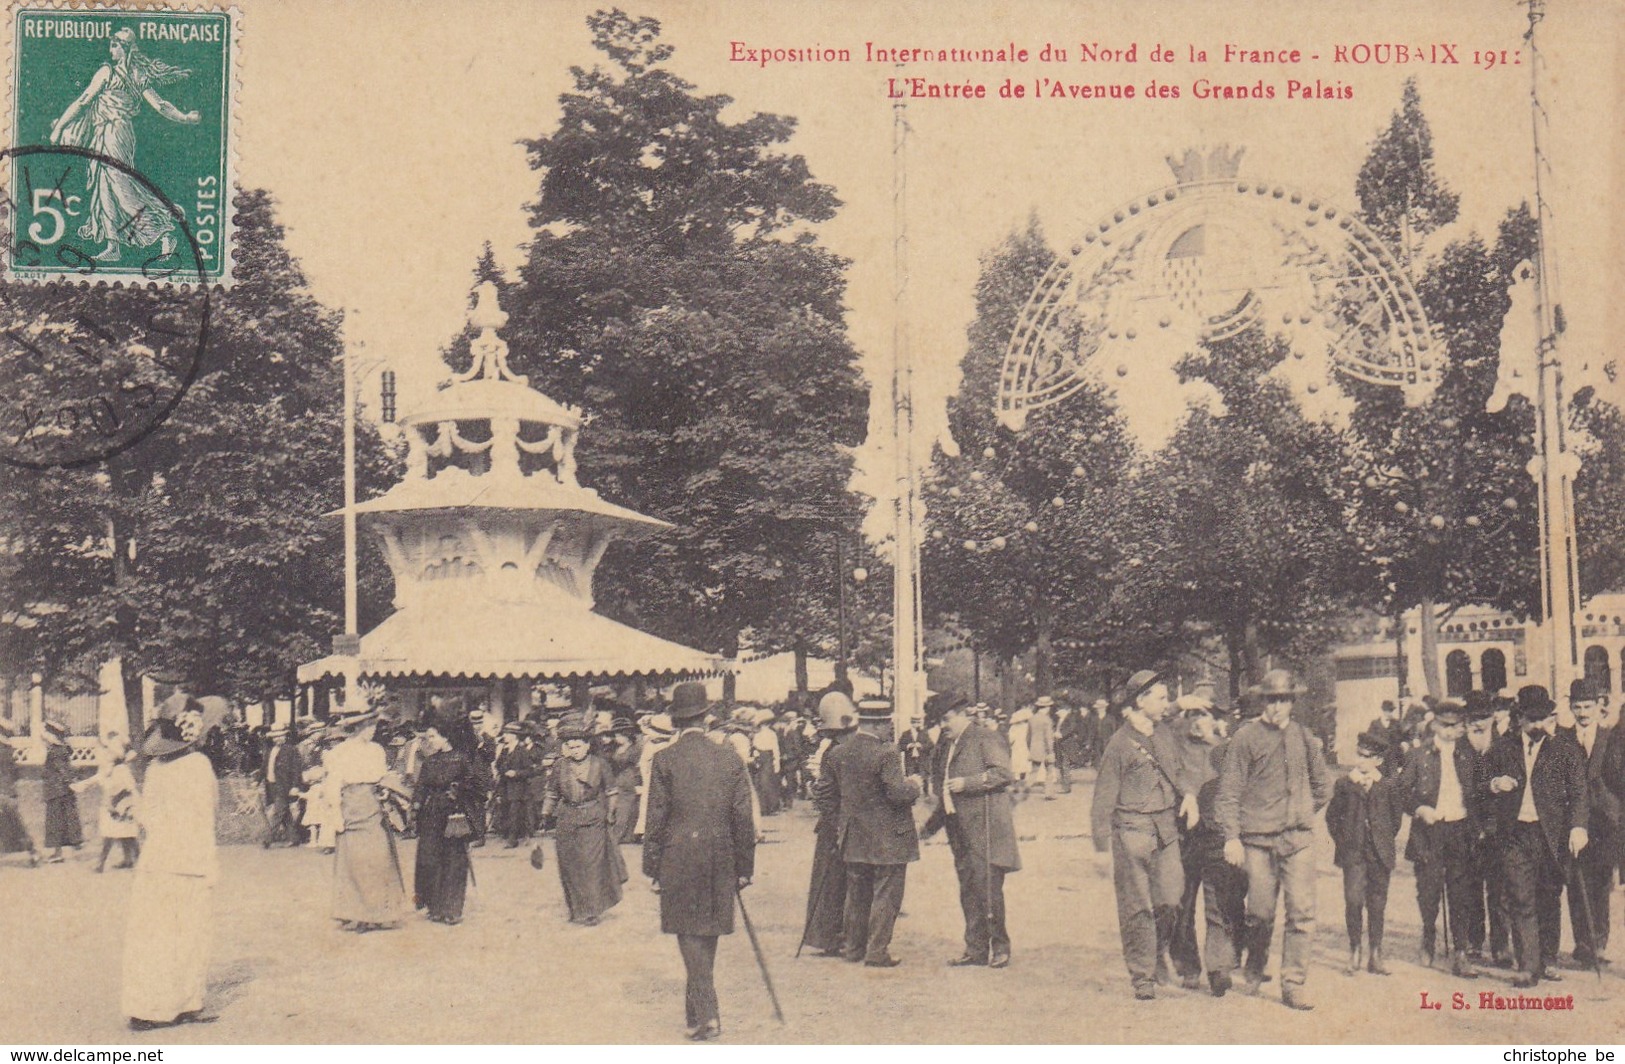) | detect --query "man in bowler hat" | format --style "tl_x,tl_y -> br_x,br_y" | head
921,694 -> 1020,968
1562,678 -> 1620,967
1479,684 -> 1589,987
817,696 -> 921,967
642,683 -> 756,1041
